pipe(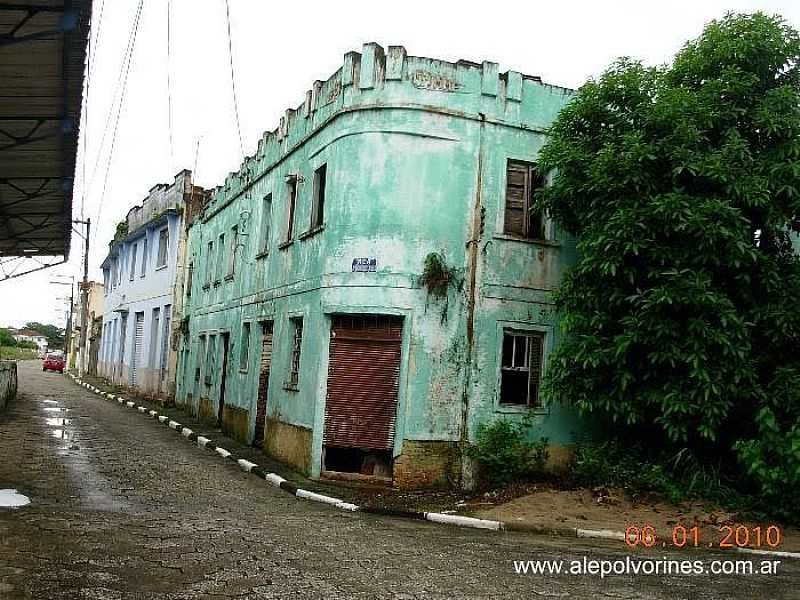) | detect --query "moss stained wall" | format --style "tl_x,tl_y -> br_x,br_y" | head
176,44 -> 592,482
